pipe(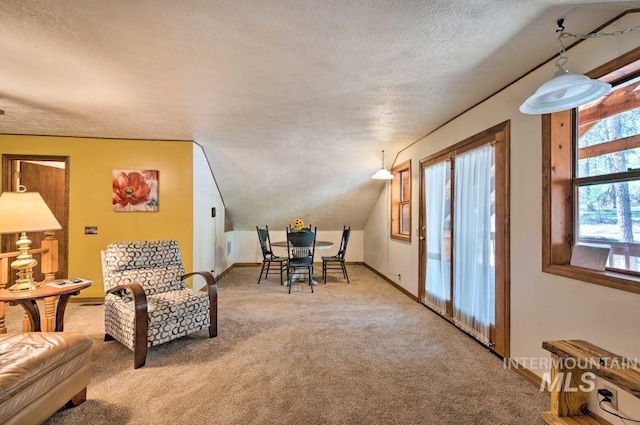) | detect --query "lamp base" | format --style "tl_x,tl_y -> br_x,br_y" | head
8,232 -> 40,292
8,279 -> 40,292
